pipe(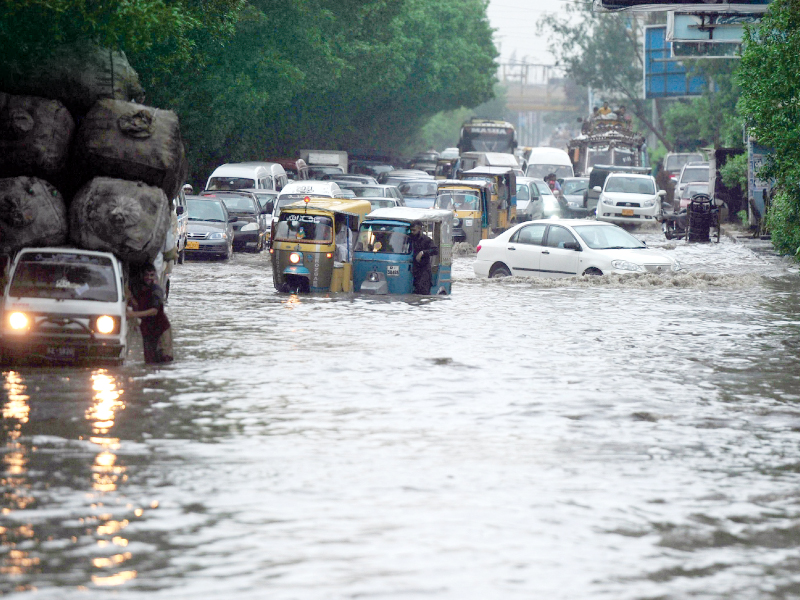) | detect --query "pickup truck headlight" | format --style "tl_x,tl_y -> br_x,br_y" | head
8,311 -> 29,331
95,315 -> 117,334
